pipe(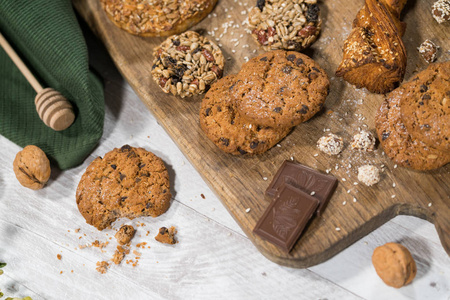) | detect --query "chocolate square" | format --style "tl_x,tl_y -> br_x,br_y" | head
265,161 -> 337,215
254,183 -> 320,253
